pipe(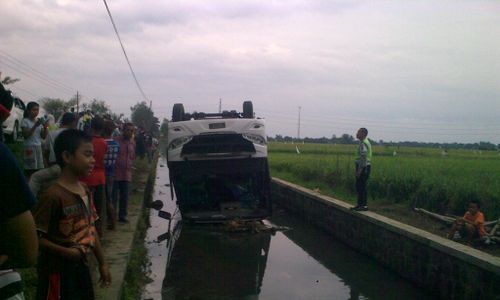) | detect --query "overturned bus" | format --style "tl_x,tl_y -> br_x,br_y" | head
166,101 -> 271,222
